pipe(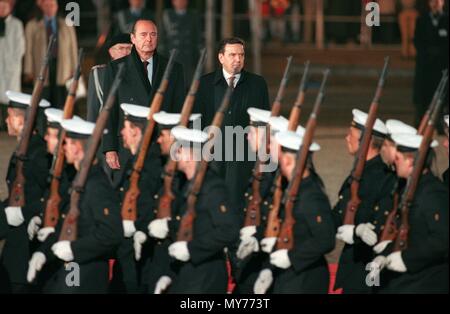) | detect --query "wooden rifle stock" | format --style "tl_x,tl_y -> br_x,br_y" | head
418,70 -> 448,135
8,36 -> 56,208
394,75 -> 448,252
177,86 -> 234,242
276,69 -> 329,251
43,48 -> 84,228
343,57 -> 390,226
378,181 -> 400,243
59,64 -> 125,241
121,50 -> 178,221
287,61 -> 310,131
243,56 -> 293,227
157,49 -> 207,219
